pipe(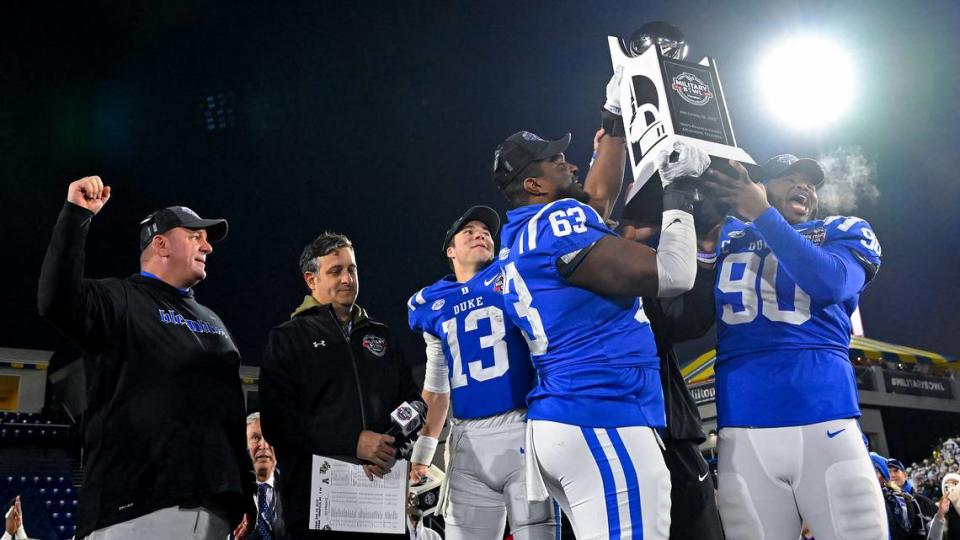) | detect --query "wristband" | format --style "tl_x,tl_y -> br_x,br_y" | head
696,251 -> 718,265
600,108 -> 626,138
411,435 -> 438,465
